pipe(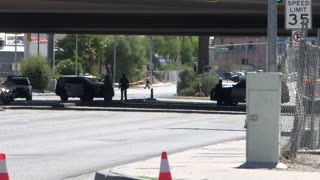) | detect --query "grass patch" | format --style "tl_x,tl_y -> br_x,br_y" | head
170,96 -> 210,100
138,176 -> 158,180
